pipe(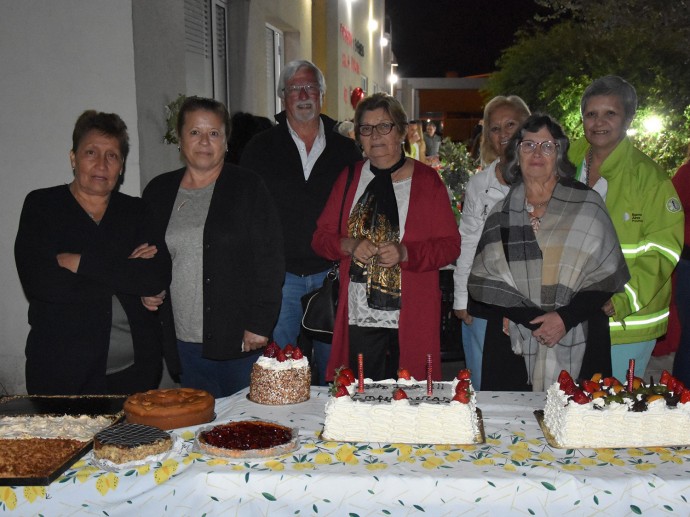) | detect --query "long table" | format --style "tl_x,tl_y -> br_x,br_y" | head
3,388 -> 690,515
